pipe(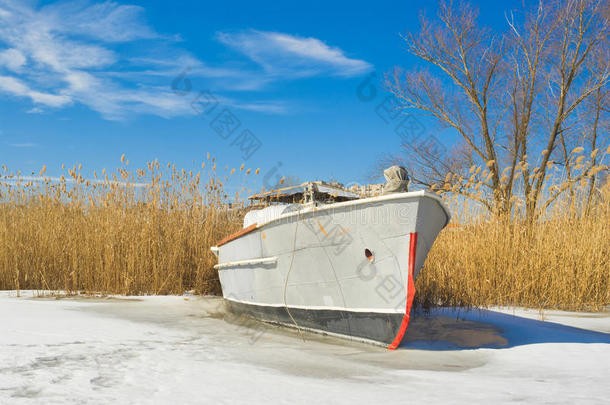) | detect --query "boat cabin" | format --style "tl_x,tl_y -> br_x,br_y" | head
248,181 -> 359,204
243,182 -> 359,228
242,167 -> 410,228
